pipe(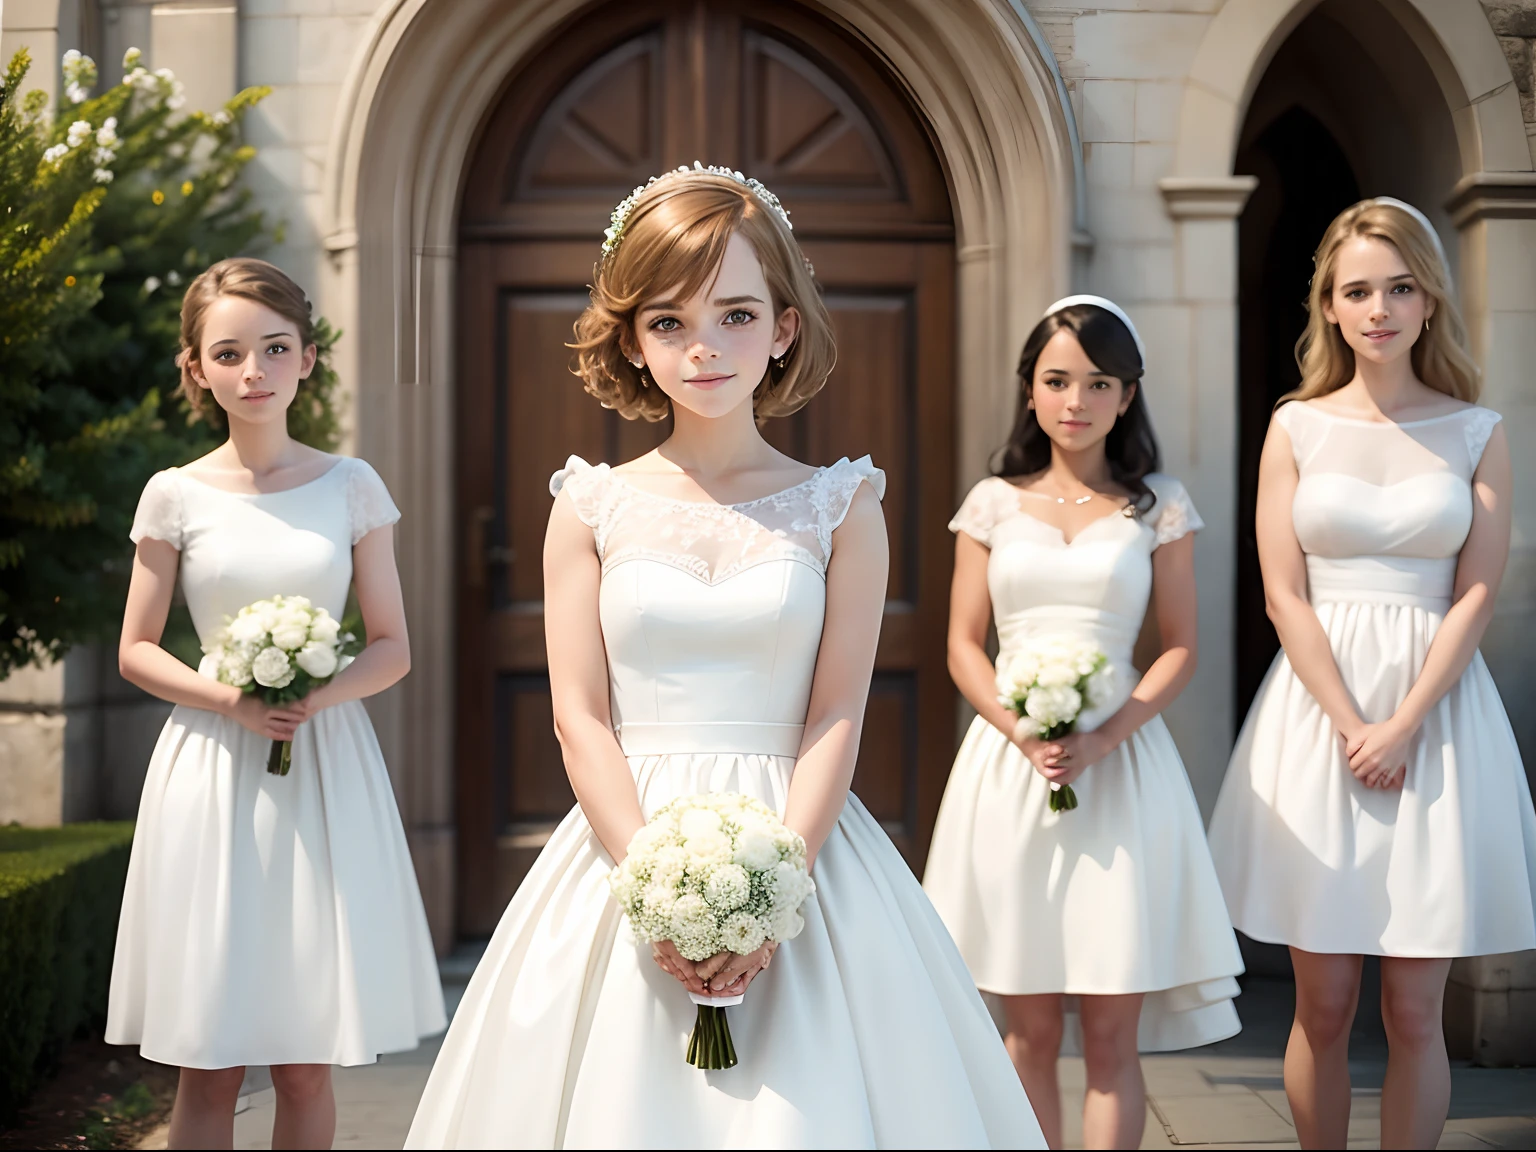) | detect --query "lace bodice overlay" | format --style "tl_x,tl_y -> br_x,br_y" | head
949,472 -> 1202,731
128,457 -> 400,644
1275,402 -> 1501,609
549,455 -> 886,758
550,455 -> 886,584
